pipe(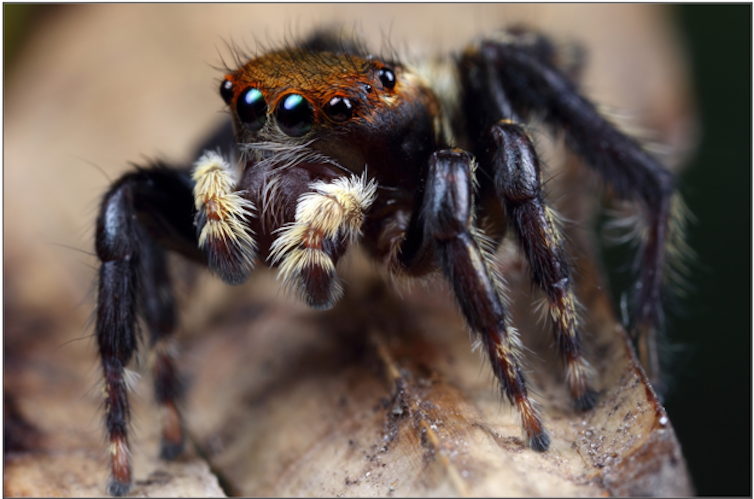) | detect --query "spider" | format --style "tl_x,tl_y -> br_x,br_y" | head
94,27 -> 687,496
